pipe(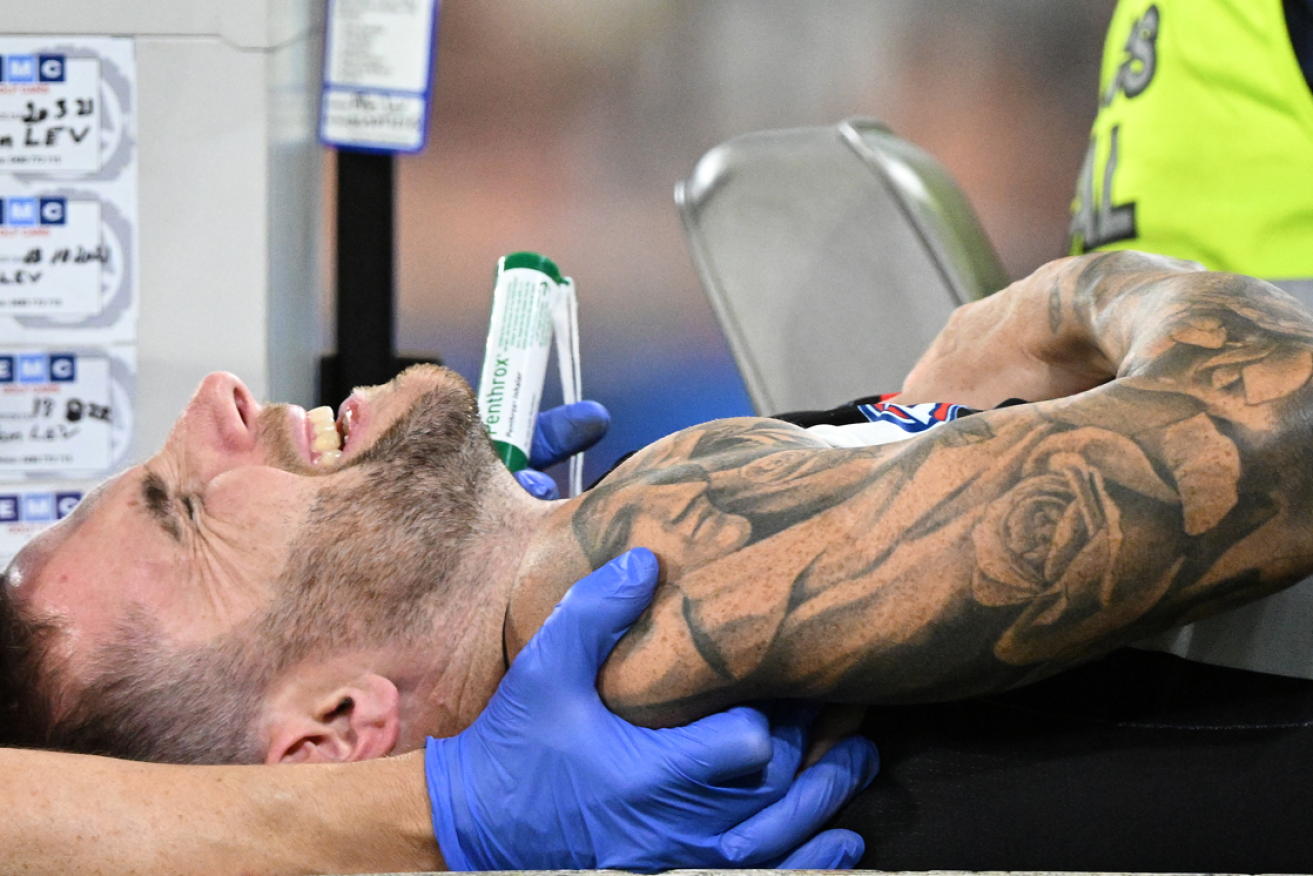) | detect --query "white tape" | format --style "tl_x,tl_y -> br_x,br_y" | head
551,277 -> 583,496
